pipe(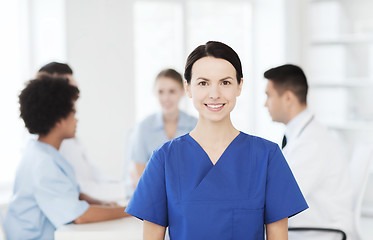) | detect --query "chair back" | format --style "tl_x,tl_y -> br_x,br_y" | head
349,143 -> 373,240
